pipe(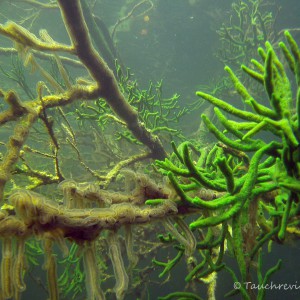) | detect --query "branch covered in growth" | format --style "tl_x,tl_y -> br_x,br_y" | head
6,189 -> 178,242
